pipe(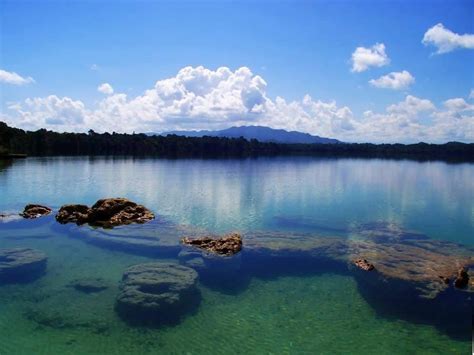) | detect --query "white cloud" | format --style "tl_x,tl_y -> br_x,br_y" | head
350,43 -> 389,72
469,89 -> 474,100
422,23 -> 474,54
369,70 -> 415,90
7,95 -> 87,130
3,66 -> 474,143
386,95 -> 435,115
443,98 -> 474,112
90,64 -> 100,71
97,83 -> 114,95
0,69 -> 35,85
